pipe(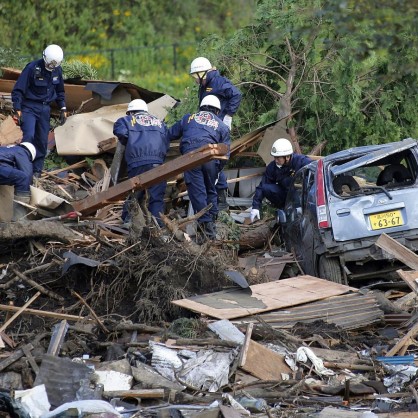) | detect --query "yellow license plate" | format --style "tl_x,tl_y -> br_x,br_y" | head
369,210 -> 404,230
